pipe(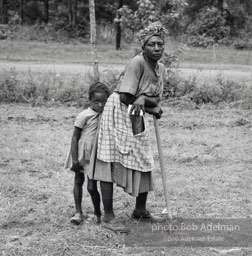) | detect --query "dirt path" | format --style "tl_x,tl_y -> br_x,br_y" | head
0,60 -> 251,85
